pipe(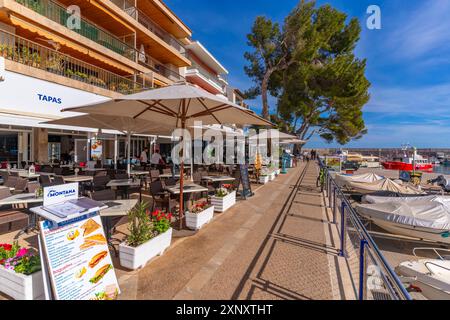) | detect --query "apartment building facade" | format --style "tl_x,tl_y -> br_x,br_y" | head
184,40 -> 228,99
0,0 -> 191,164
